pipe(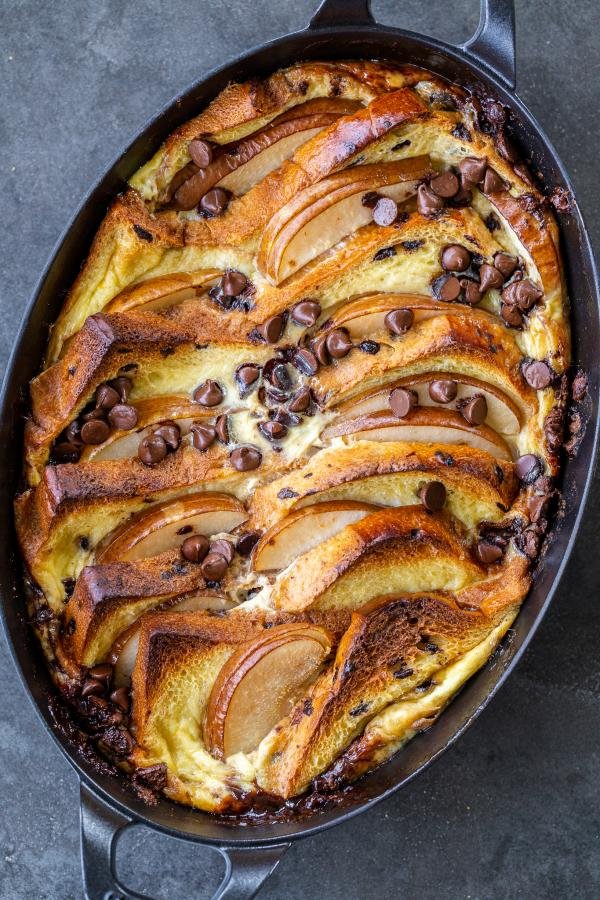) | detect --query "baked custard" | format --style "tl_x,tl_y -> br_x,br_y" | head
16,60 -> 579,813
